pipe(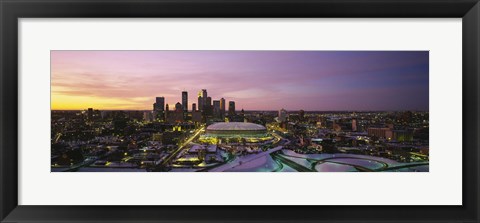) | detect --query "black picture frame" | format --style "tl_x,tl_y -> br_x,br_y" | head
1,0 -> 479,222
